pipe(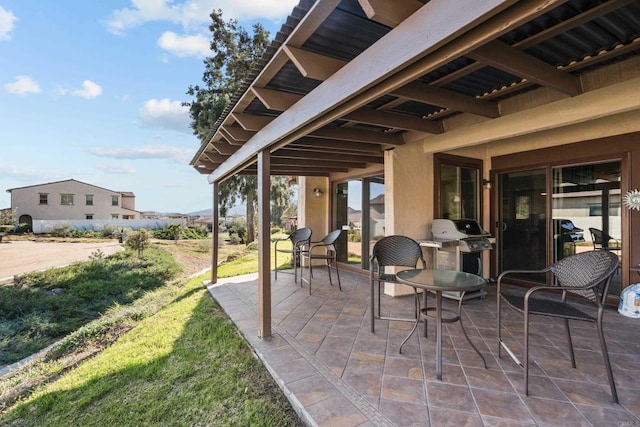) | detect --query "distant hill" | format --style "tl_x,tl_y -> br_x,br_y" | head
187,204 -> 246,217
